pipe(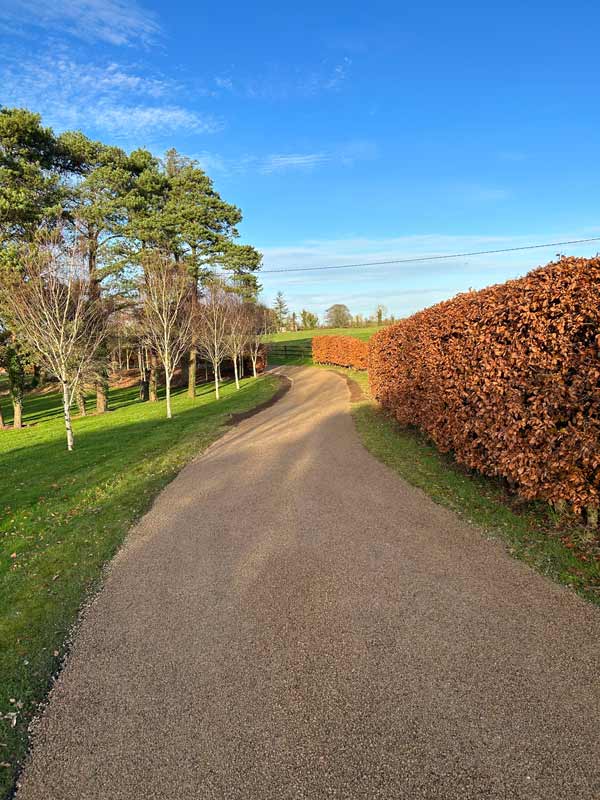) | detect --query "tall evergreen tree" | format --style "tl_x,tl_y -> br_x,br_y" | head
59,131 -> 136,412
0,108 -> 69,424
0,108 -> 64,243
273,292 -> 288,330
159,150 -> 261,397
